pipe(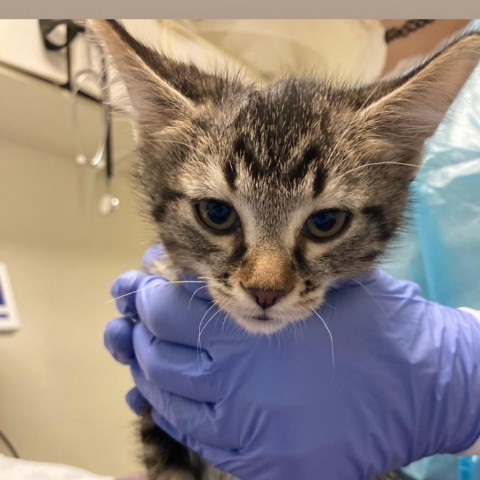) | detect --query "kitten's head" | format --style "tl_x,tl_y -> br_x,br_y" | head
90,20 -> 480,333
